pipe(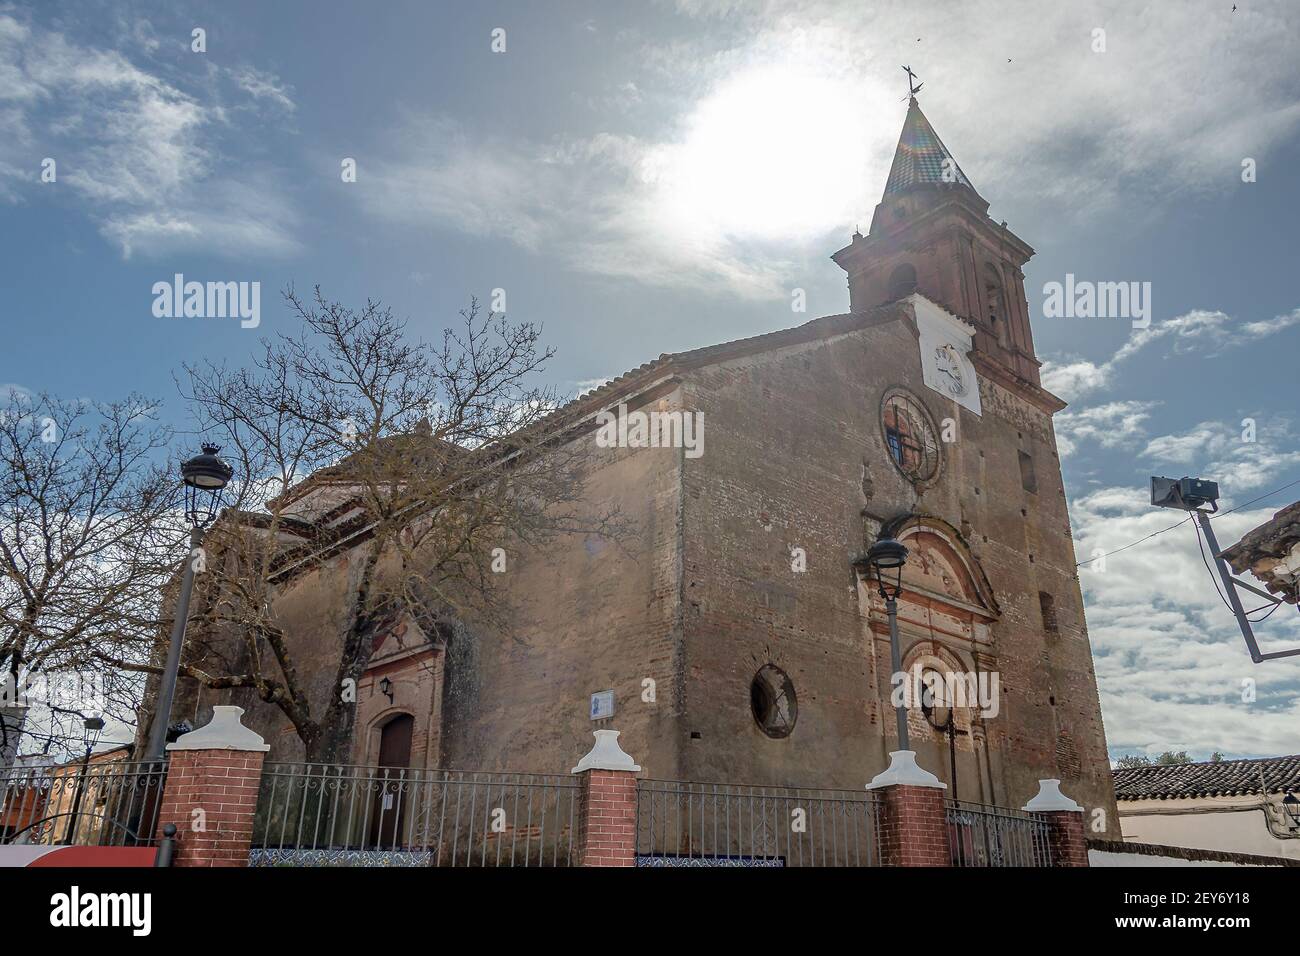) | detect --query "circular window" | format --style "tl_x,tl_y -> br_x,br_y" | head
881,390 -> 940,483
750,664 -> 797,739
